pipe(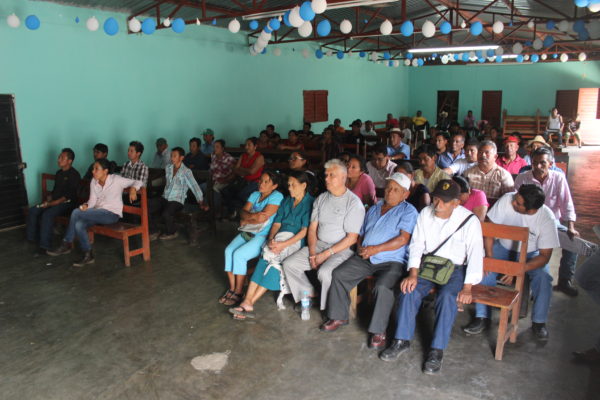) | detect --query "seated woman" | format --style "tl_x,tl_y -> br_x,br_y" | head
278,130 -> 304,151
257,131 -> 273,150
220,171 -> 283,306
221,137 -> 265,219
321,127 -> 342,163
346,154 -> 377,206
229,171 -> 314,319
47,159 -> 143,266
395,161 -> 431,212
452,175 -> 489,222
